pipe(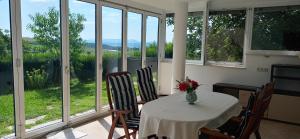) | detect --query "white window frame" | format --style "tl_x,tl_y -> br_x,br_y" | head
162,11 -> 206,66
204,7 -> 248,68
246,5 -> 300,57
